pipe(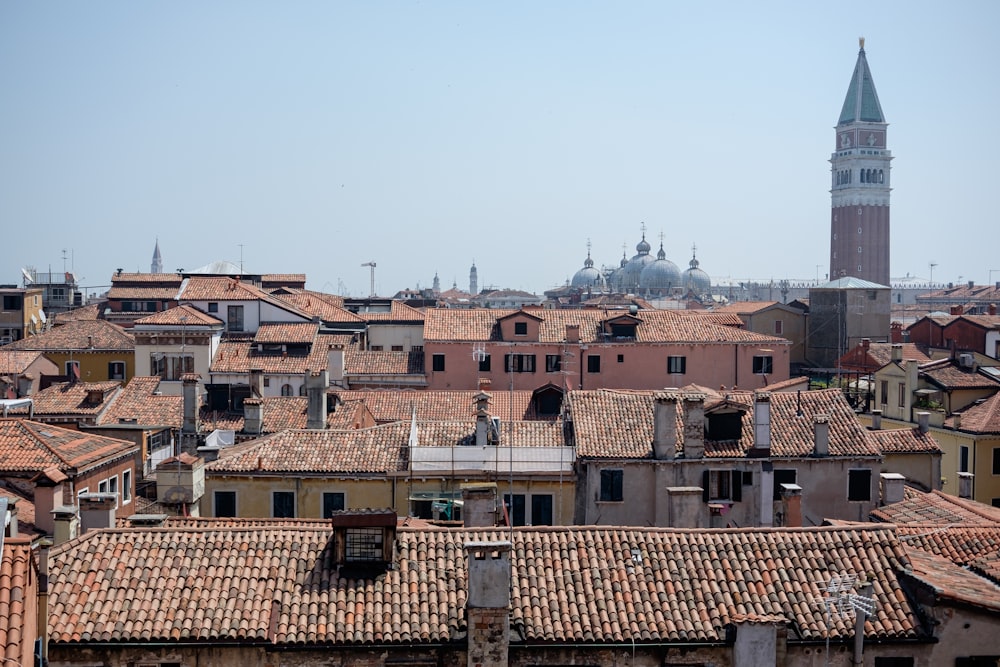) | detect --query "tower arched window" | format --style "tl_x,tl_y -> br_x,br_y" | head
860,170 -> 866,184
878,169 -> 884,184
